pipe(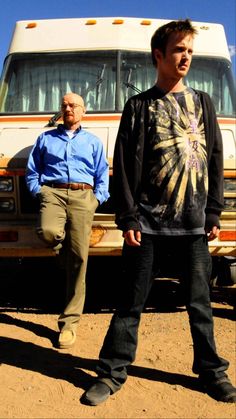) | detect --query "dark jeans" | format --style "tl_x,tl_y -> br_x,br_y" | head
96,234 -> 229,393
